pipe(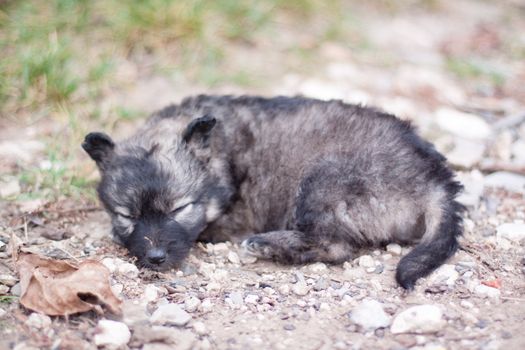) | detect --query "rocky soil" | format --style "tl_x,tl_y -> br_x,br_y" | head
1,0 -> 525,349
